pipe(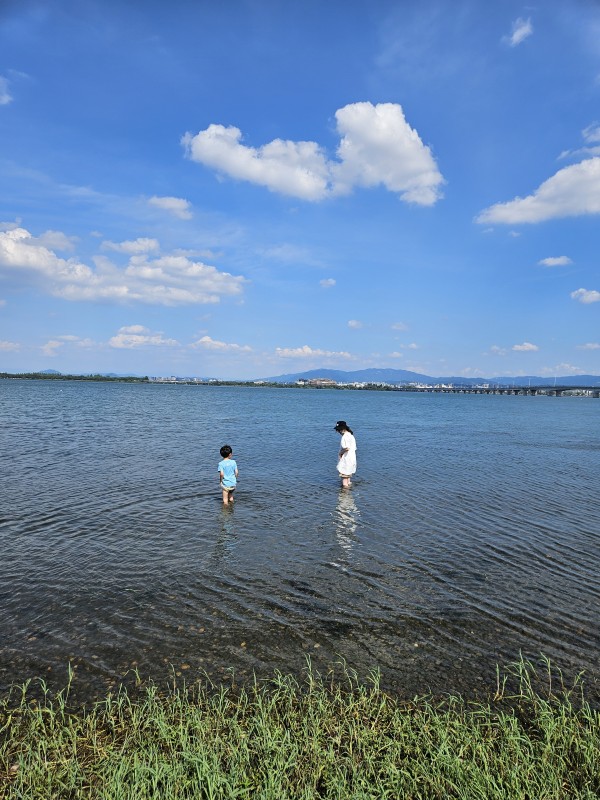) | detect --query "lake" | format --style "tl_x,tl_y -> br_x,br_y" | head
1,379 -> 599,701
